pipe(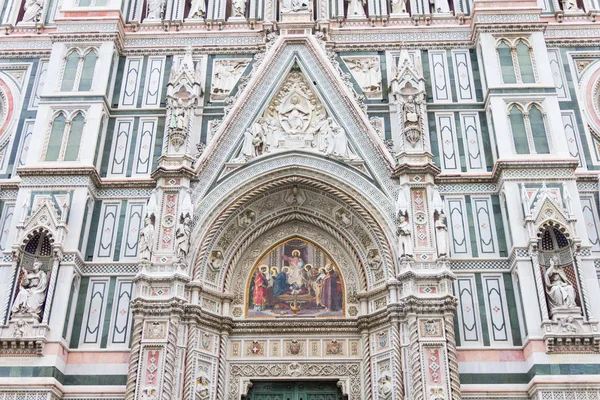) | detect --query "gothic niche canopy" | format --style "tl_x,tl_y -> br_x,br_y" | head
231,64 -> 359,164
246,238 -> 344,318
